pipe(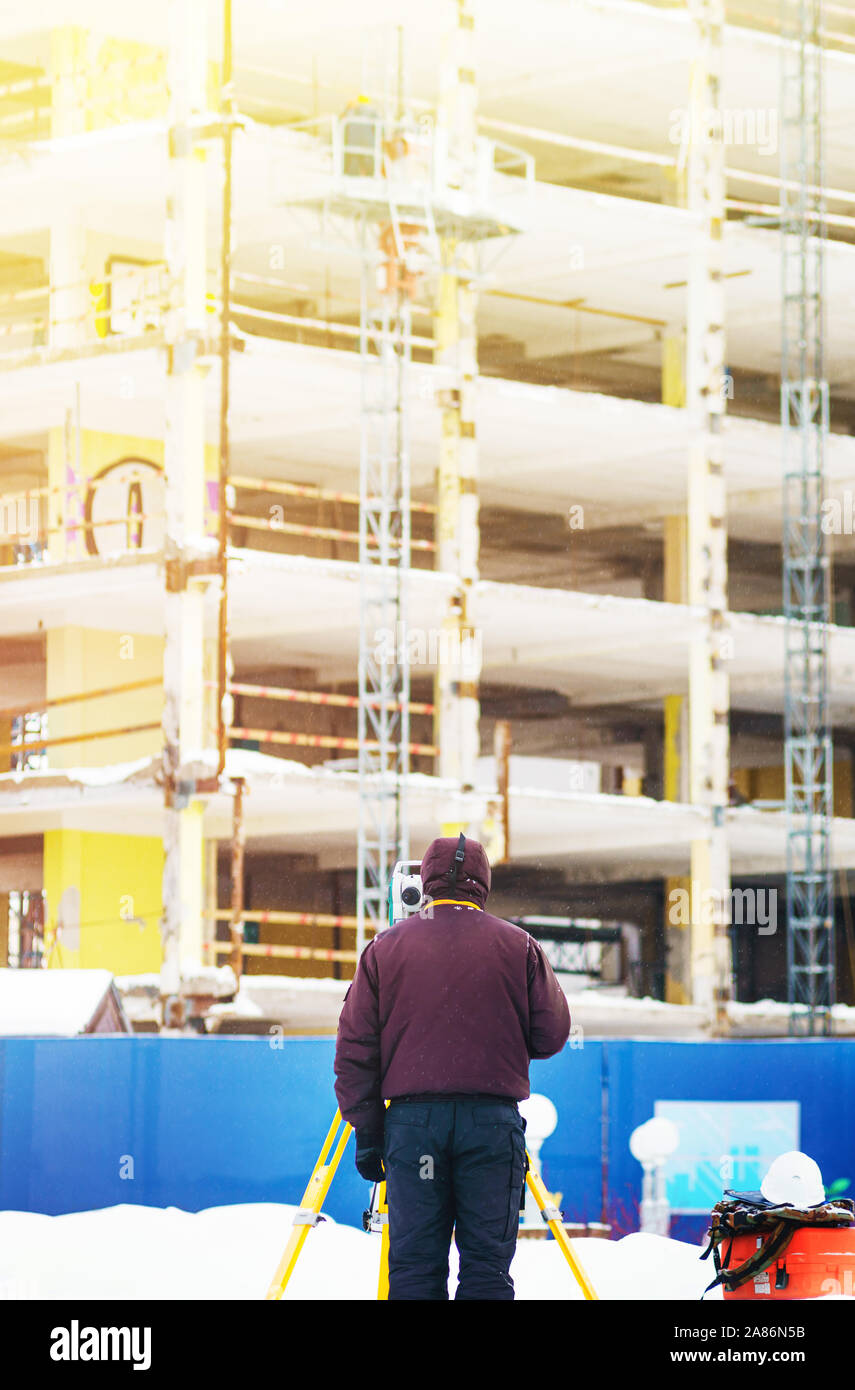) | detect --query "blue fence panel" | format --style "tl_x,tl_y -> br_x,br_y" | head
2,1035 -> 854,1245
603,1039 -> 855,1241
530,1045 -> 603,1224
0,1036 -> 366,1224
